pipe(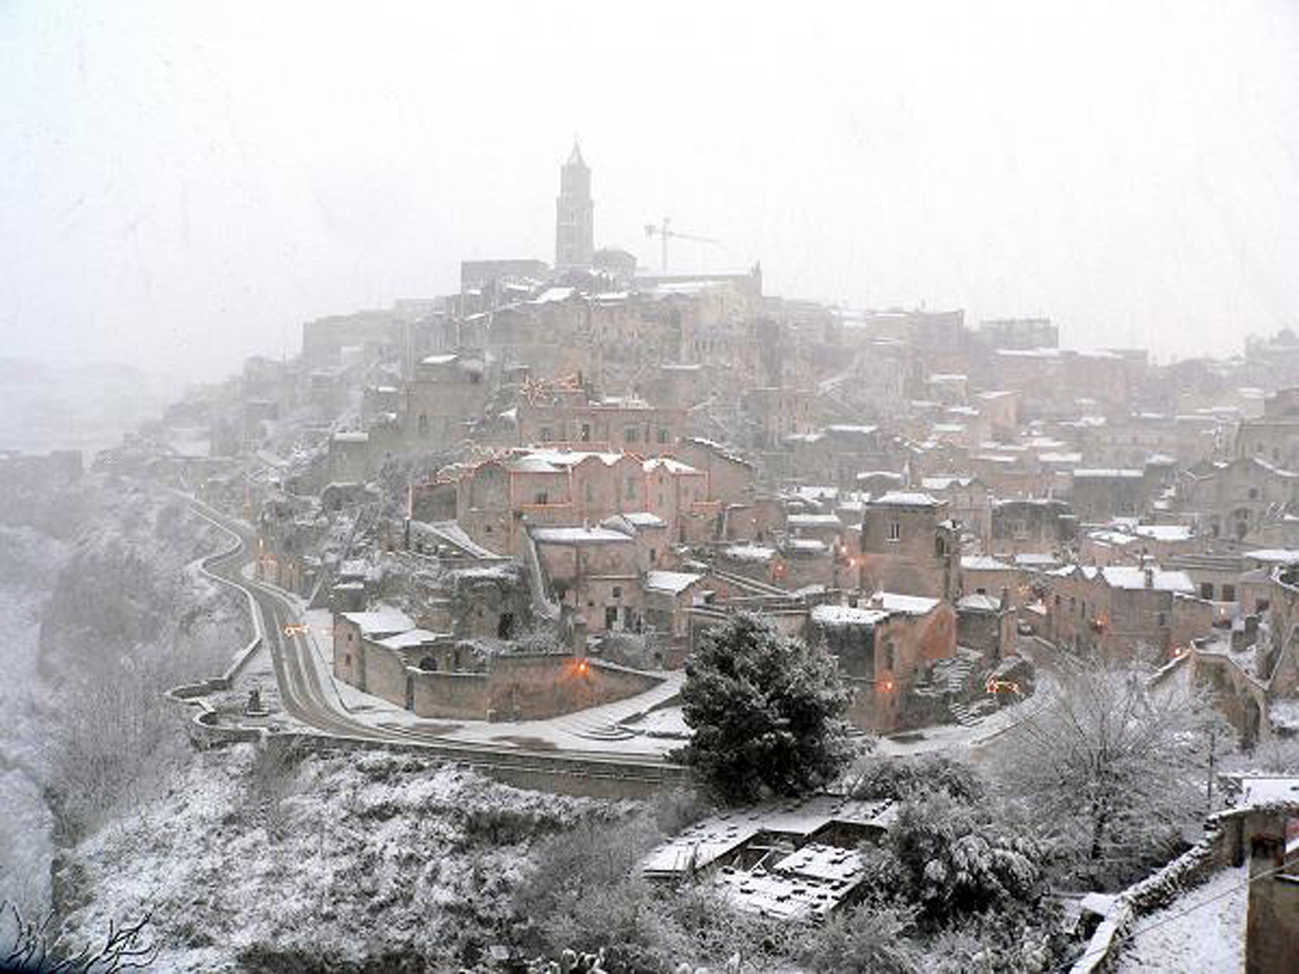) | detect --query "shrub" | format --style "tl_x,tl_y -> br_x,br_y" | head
798,900 -> 921,973
851,755 -> 984,804
672,612 -> 855,803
